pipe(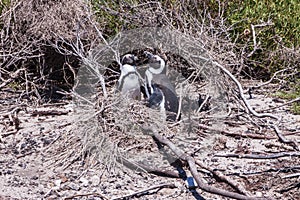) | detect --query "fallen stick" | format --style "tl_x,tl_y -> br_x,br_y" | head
244,68 -> 292,94
282,173 -> 300,179
213,61 -> 279,120
197,124 -> 275,140
279,181 -> 300,193
272,125 -> 299,150
226,165 -> 300,176
195,160 -> 250,196
111,183 -> 176,200
258,97 -> 300,112
118,156 -> 180,178
214,151 -> 300,159
64,192 -> 109,200
142,126 -> 267,200
30,109 -> 70,116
